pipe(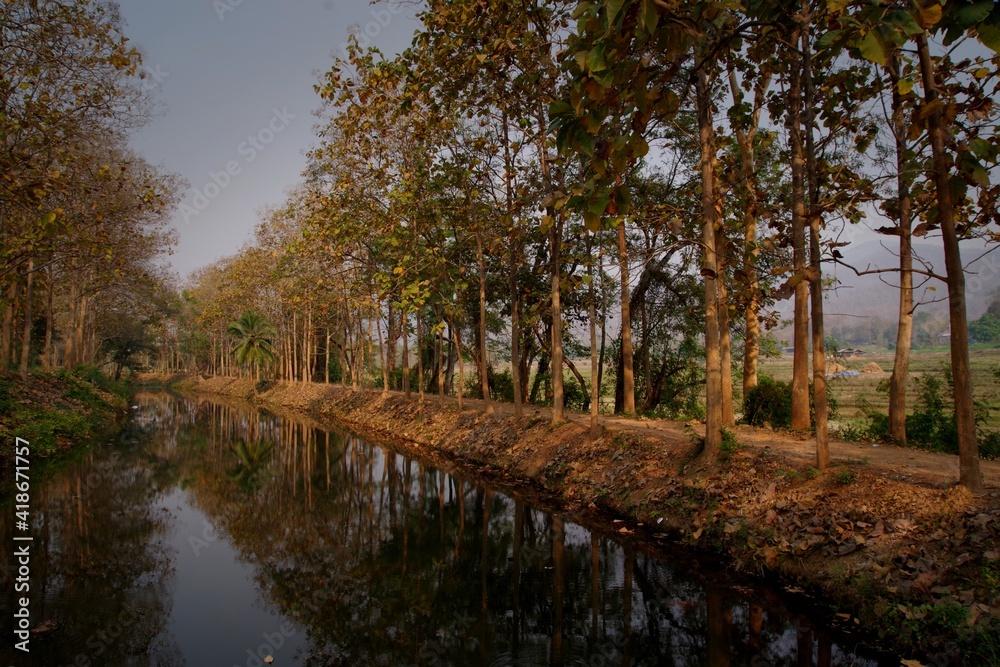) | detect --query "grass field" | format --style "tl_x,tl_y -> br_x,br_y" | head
757,346 -> 1000,429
